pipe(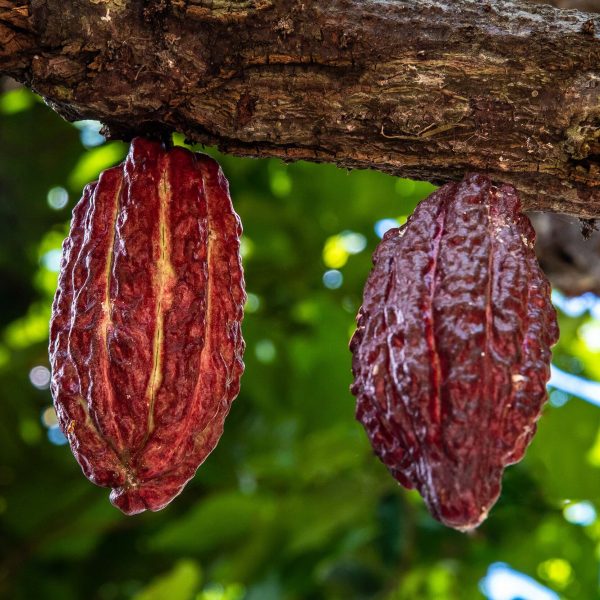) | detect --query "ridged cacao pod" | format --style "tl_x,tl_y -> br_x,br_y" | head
49,138 -> 245,514
350,174 -> 558,530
